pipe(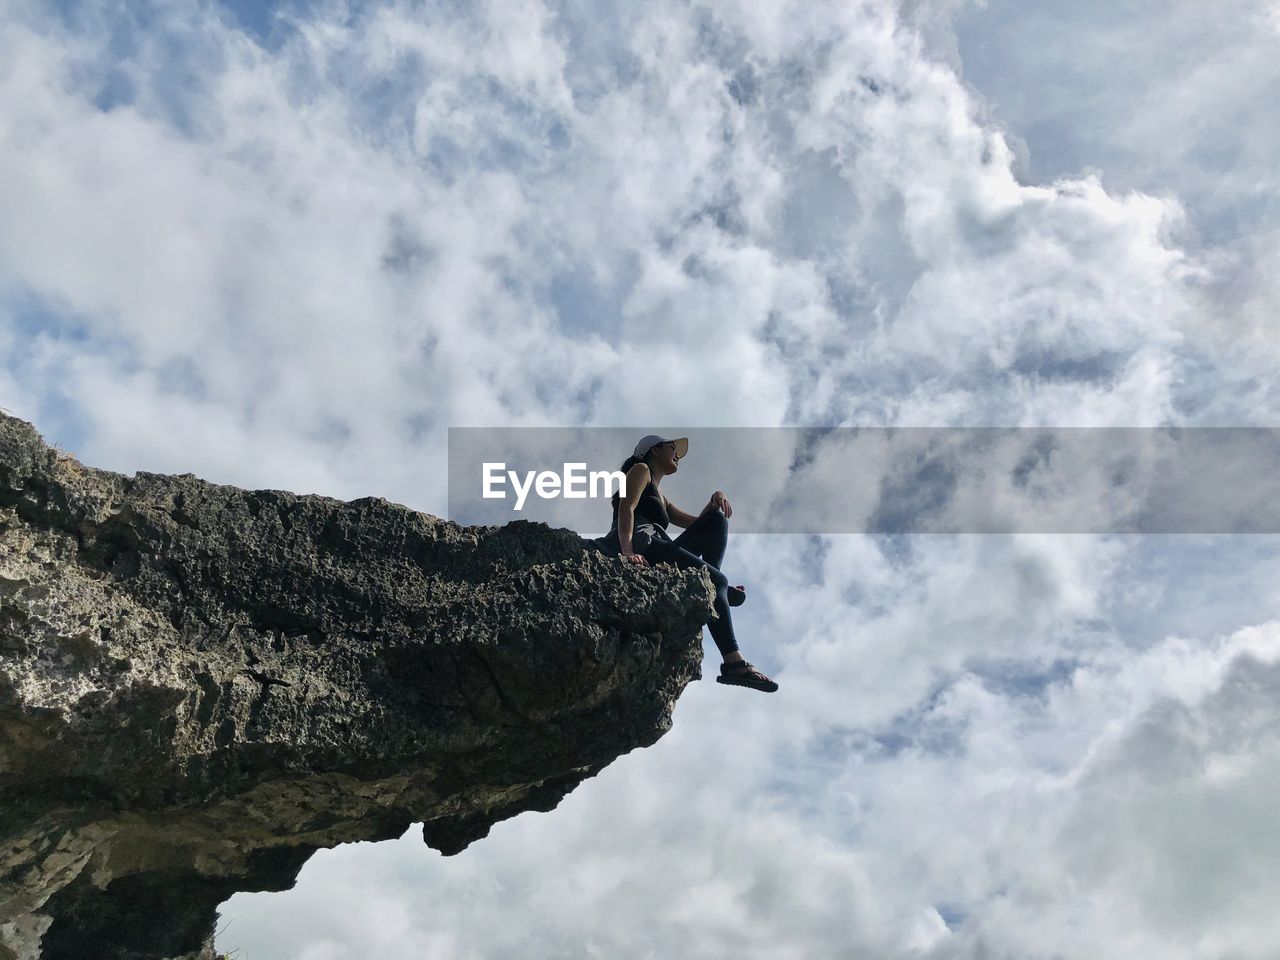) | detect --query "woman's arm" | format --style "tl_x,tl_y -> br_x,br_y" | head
665,496 -> 700,528
666,490 -> 732,528
616,462 -> 652,564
